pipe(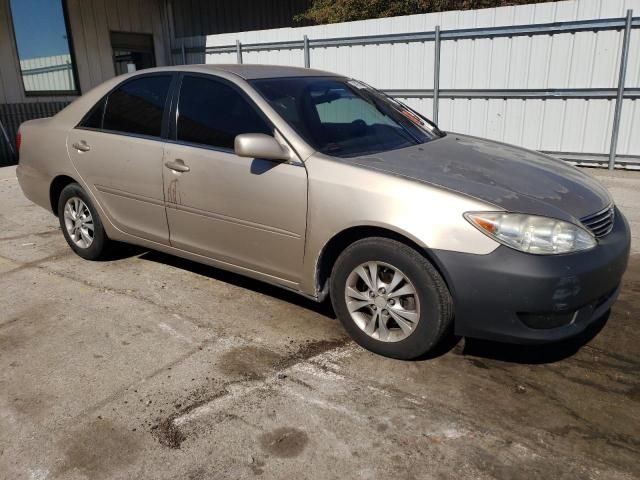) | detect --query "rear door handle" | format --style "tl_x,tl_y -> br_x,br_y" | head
72,141 -> 90,152
164,159 -> 190,173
